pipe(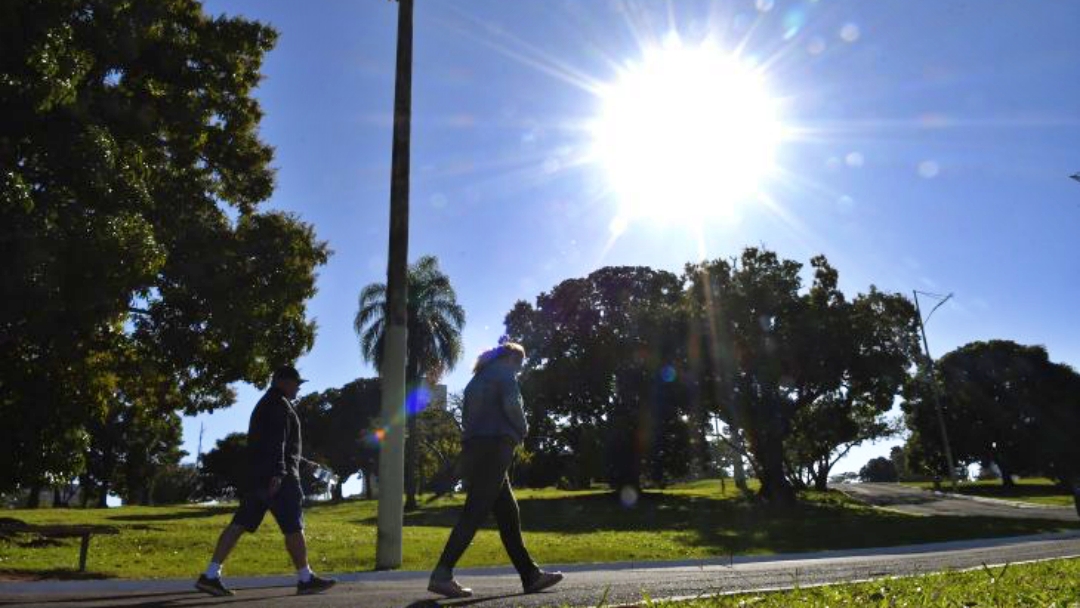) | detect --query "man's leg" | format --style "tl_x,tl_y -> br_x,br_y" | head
199,494 -> 265,590
284,530 -> 309,571
271,478 -> 336,595
195,522 -> 247,596
210,524 -> 245,566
